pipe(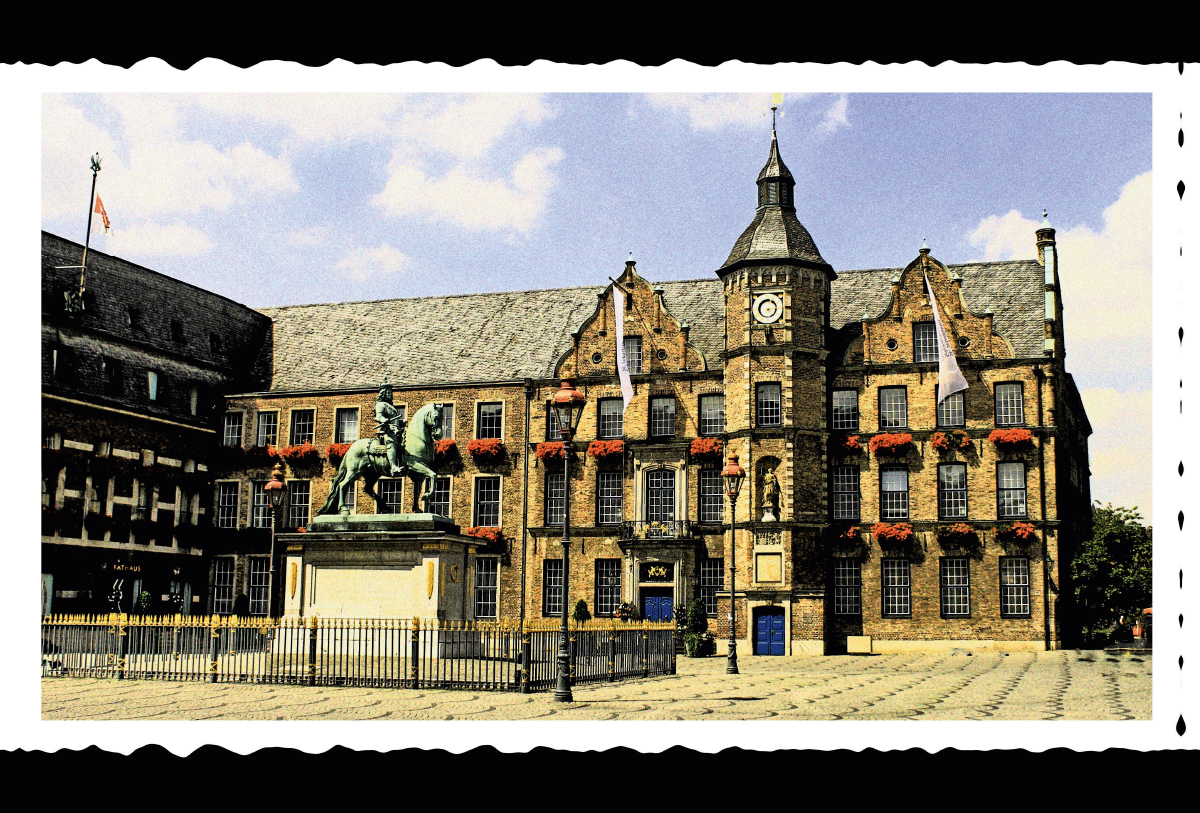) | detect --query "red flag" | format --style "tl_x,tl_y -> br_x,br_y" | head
93,195 -> 111,235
